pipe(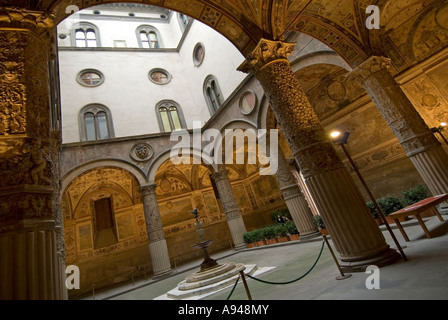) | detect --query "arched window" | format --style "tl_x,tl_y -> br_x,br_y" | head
79,105 -> 114,141
156,101 -> 186,133
137,26 -> 162,49
72,22 -> 100,48
204,76 -> 224,115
